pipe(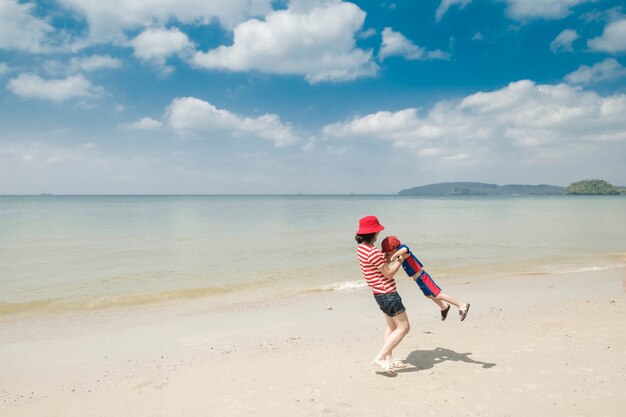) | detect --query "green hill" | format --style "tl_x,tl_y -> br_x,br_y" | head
398,182 -> 565,196
565,179 -> 620,195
